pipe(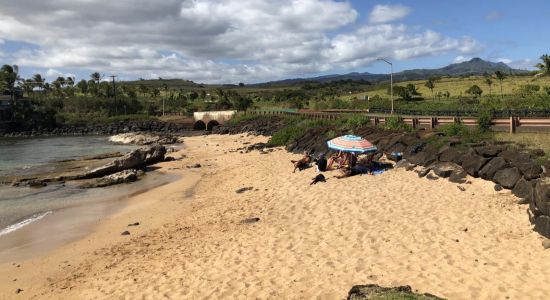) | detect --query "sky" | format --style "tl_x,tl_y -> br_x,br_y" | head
0,0 -> 548,84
